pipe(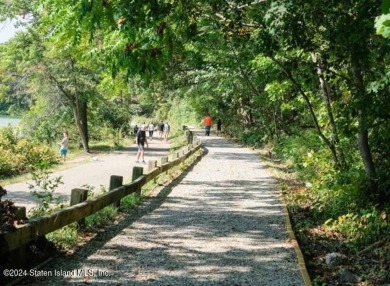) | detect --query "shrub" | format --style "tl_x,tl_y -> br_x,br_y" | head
15,139 -> 59,168
0,126 -> 17,147
324,206 -> 390,249
273,130 -> 326,177
0,148 -> 16,176
28,163 -> 64,218
0,127 -> 59,178
240,129 -> 266,147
